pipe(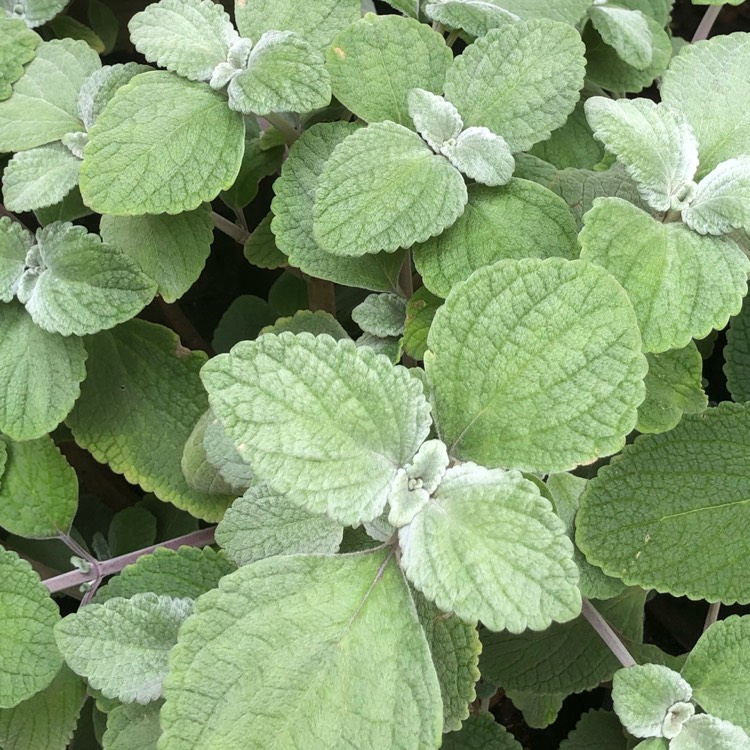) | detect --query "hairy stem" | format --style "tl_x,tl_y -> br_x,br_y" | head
212,211 -> 250,245
692,5 -> 722,43
0,203 -> 31,232
307,277 -> 337,315
445,30 -> 459,48
704,601 -> 721,631
581,598 -> 636,668
264,113 -> 300,144
44,527 -> 217,595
